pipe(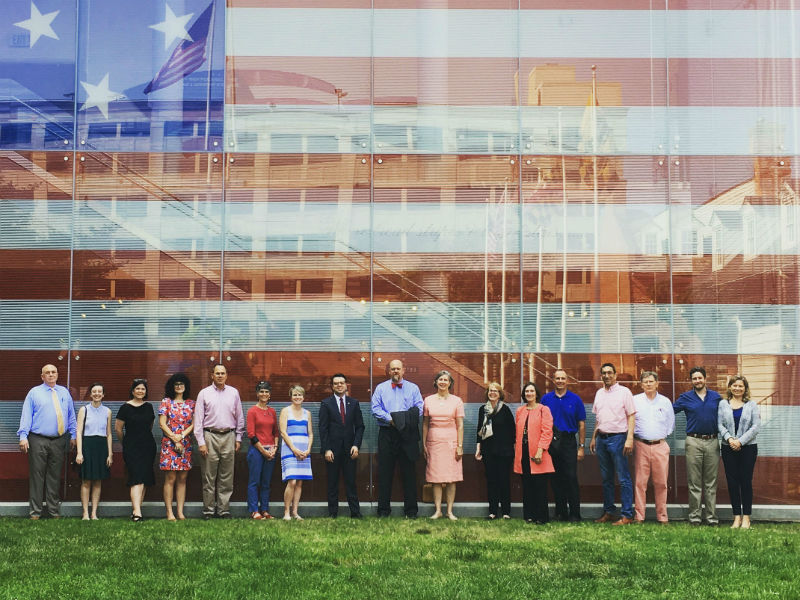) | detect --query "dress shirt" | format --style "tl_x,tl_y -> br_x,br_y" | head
592,383 -> 635,433
370,379 -> 423,426
194,384 -> 245,446
541,390 -> 586,433
17,383 -> 77,440
673,388 -> 722,435
633,393 -> 675,441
